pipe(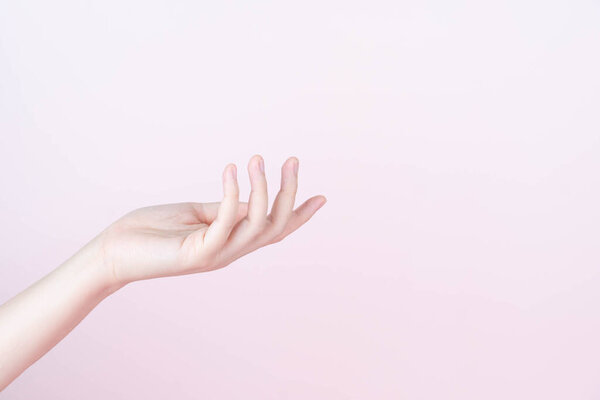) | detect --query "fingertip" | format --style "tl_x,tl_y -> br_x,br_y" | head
287,156 -> 299,174
318,195 -> 327,206
312,195 -> 326,210
223,164 -> 239,198
224,163 -> 237,180
282,156 -> 297,170
249,154 -> 265,174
